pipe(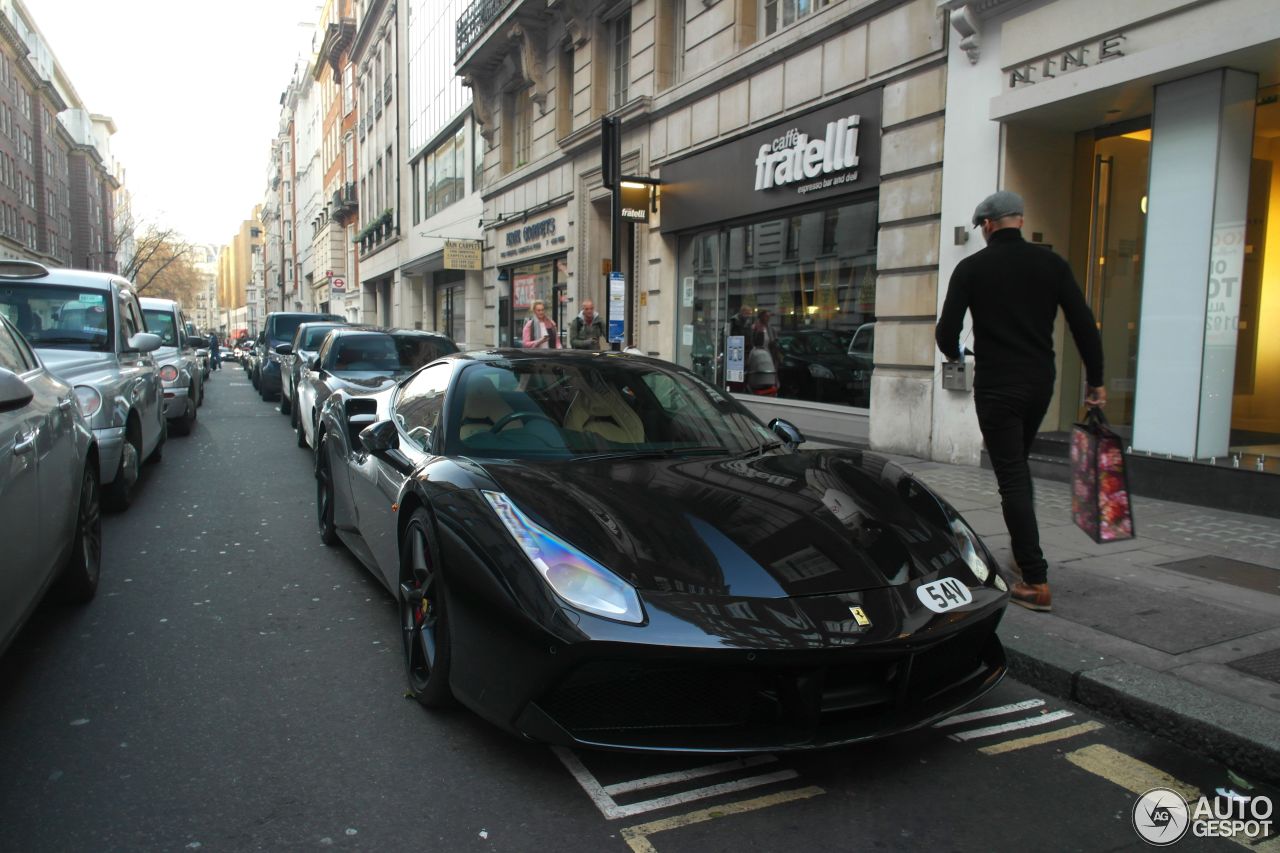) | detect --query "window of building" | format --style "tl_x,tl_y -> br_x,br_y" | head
761,0 -> 831,37
343,68 -> 354,116
412,160 -> 421,224
657,0 -> 686,90
505,86 -> 533,173
473,120 -> 484,191
385,145 -> 394,216
674,197 -> 879,409
610,10 -> 631,111
556,45 -> 575,139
